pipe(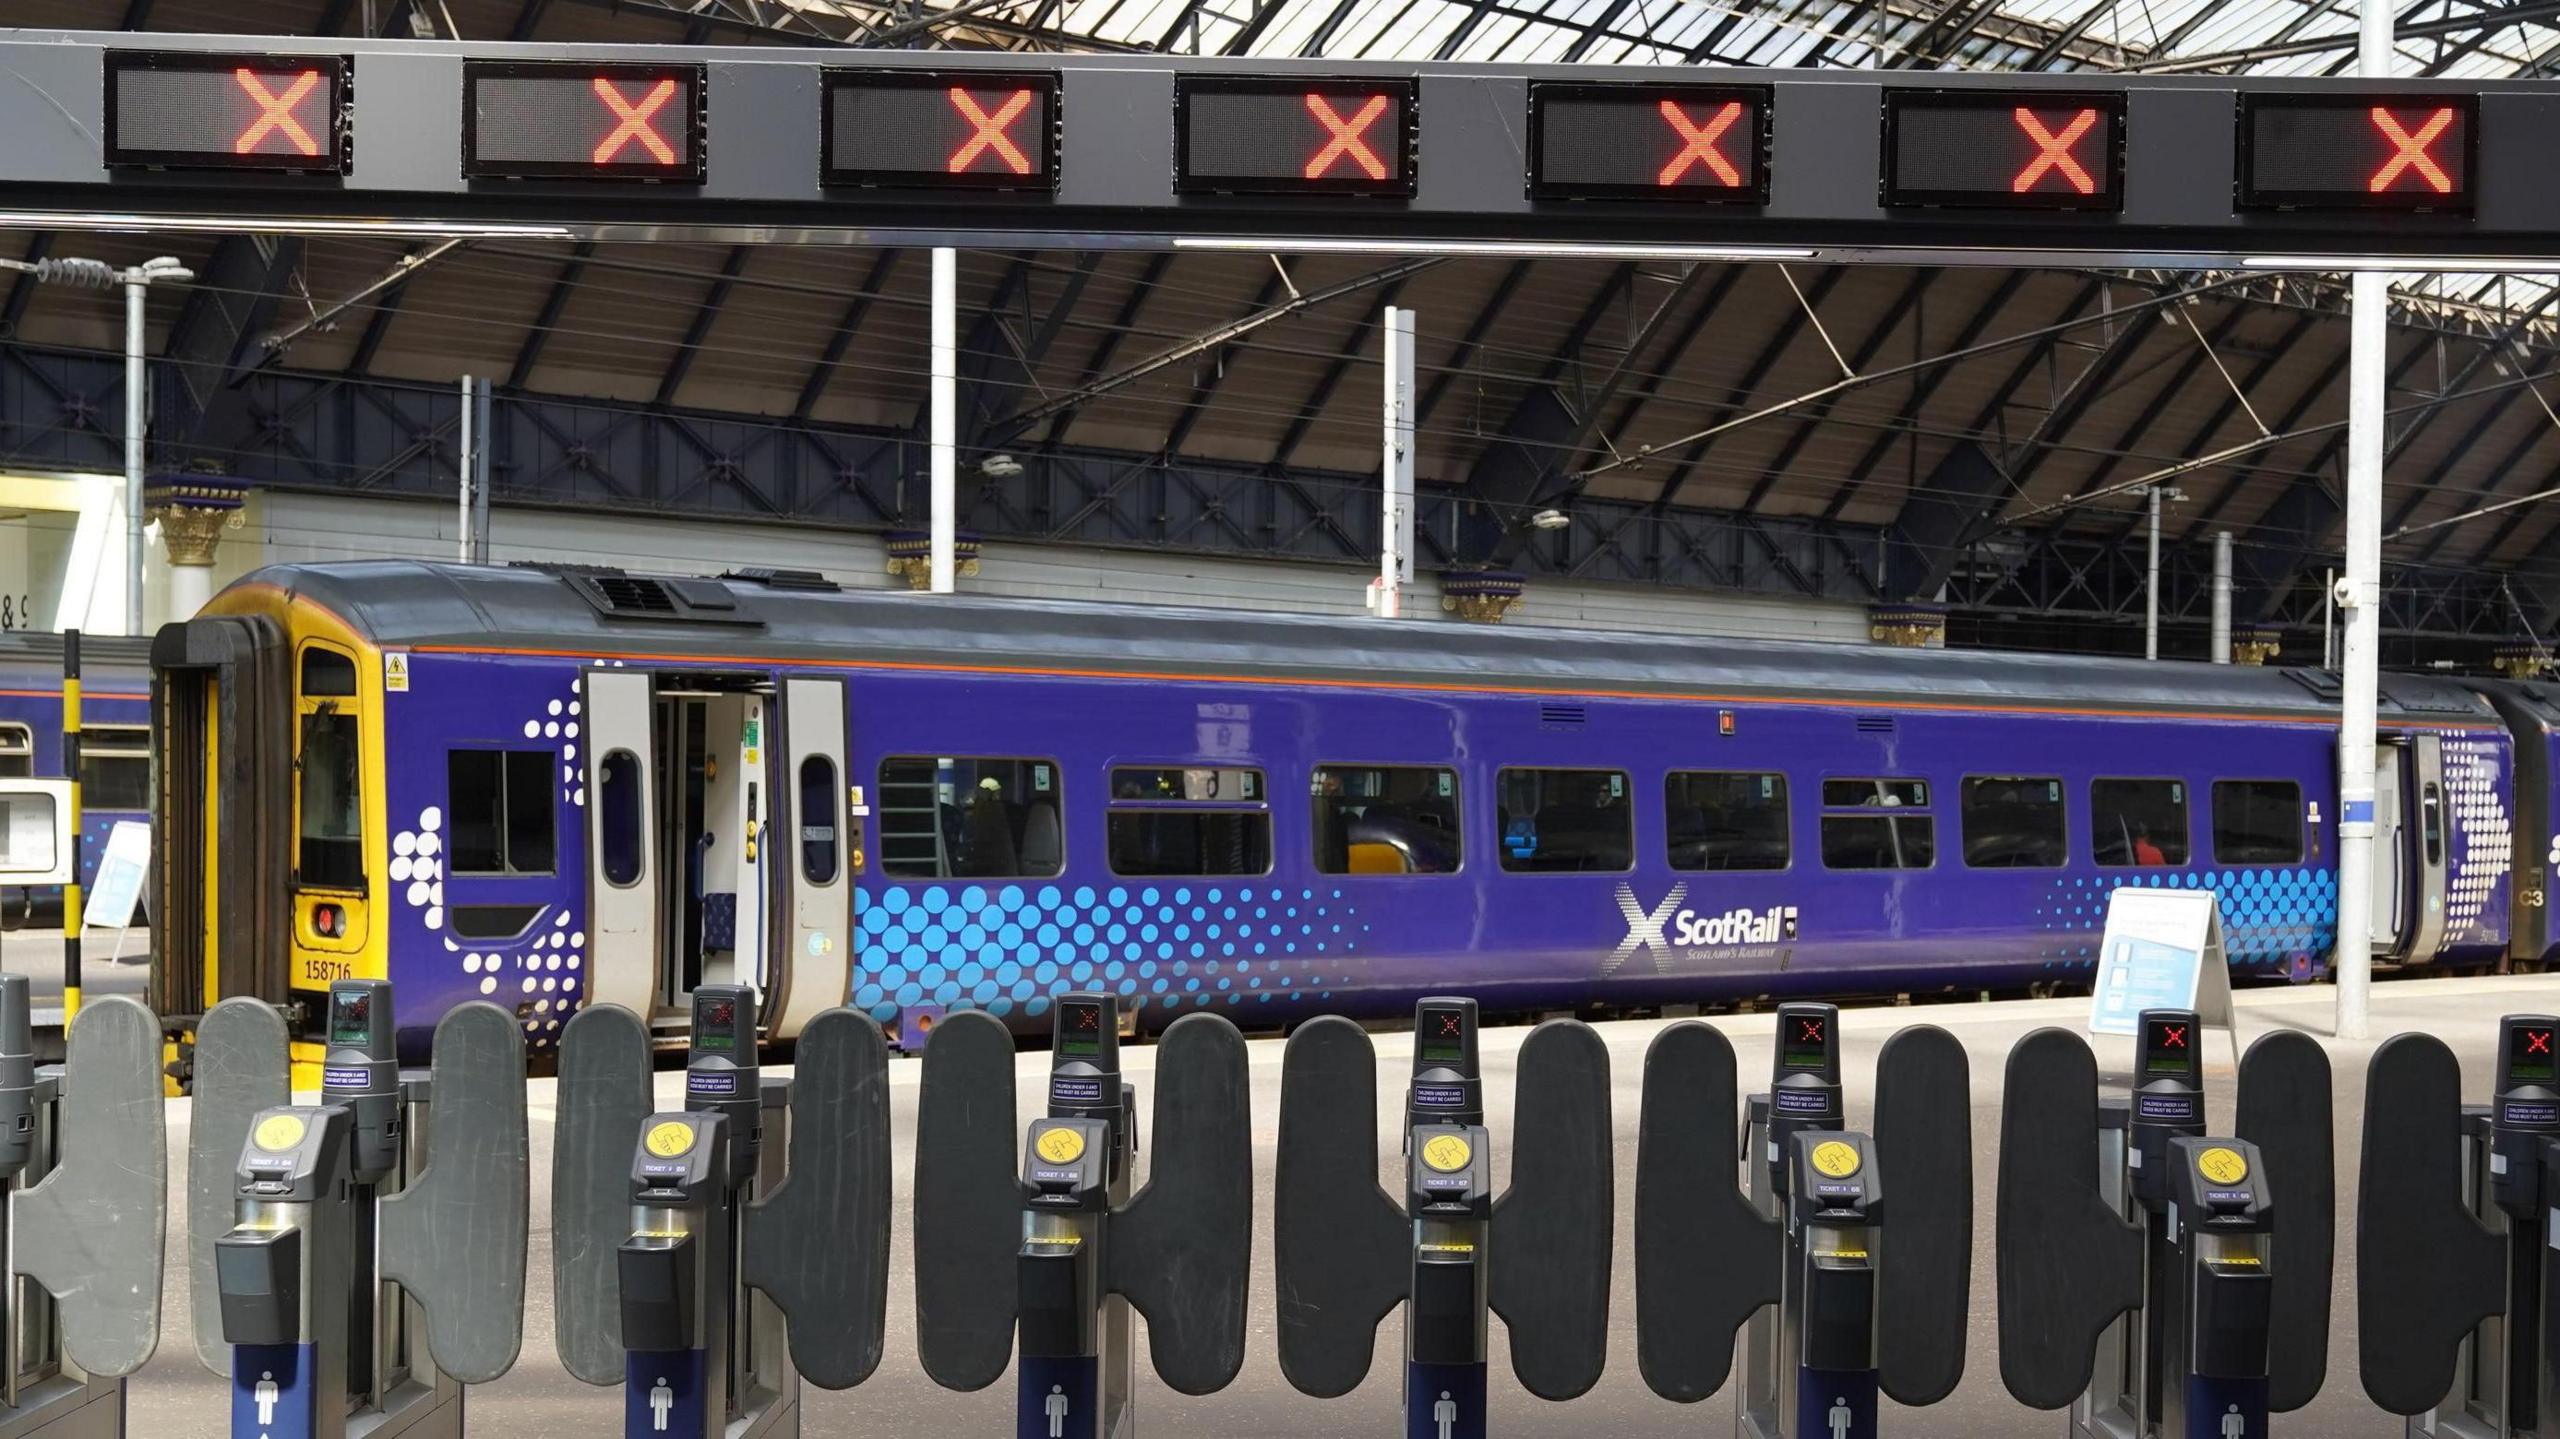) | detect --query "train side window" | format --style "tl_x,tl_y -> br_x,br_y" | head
2213,780 -> 2305,865
2091,778 -> 2190,866
1498,768 -> 1634,874
1313,765 -> 1460,876
1109,766 -> 1271,878
447,749 -> 557,875
800,756 -> 841,885
78,725 -> 151,812
877,756 -> 1064,880
300,647 -> 358,698
1820,776 -> 1935,870
1960,776 -> 2066,869
0,724 -> 30,779
598,750 -> 644,886
1666,772 -> 1788,872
